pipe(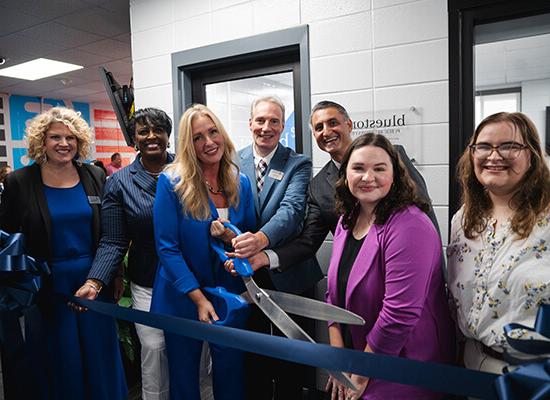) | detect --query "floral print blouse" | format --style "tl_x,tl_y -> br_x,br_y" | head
447,206 -> 550,351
